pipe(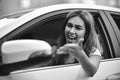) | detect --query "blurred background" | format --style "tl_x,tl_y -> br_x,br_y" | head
0,0 -> 120,17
